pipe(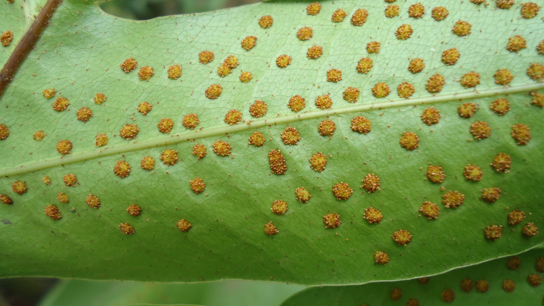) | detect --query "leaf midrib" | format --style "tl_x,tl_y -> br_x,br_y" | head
1,82 -> 542,177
